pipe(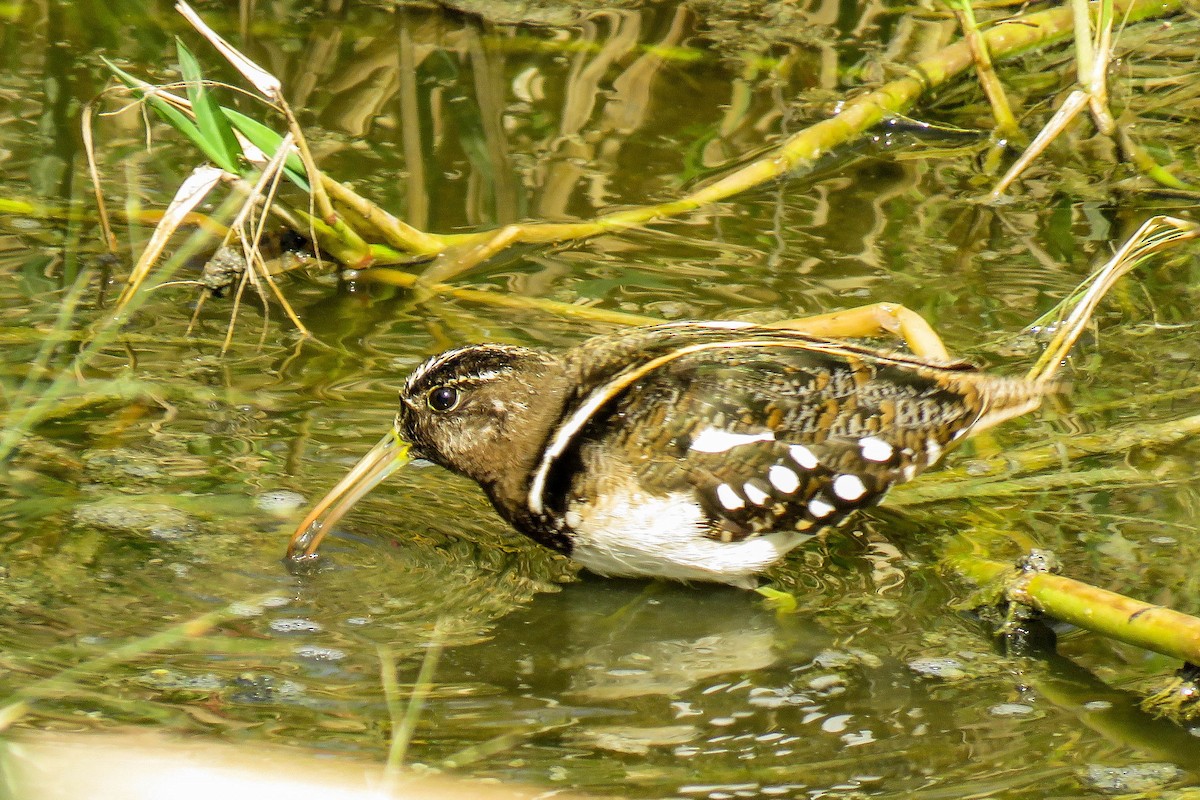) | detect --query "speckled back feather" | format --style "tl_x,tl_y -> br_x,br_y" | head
527,323 -> 1043,546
